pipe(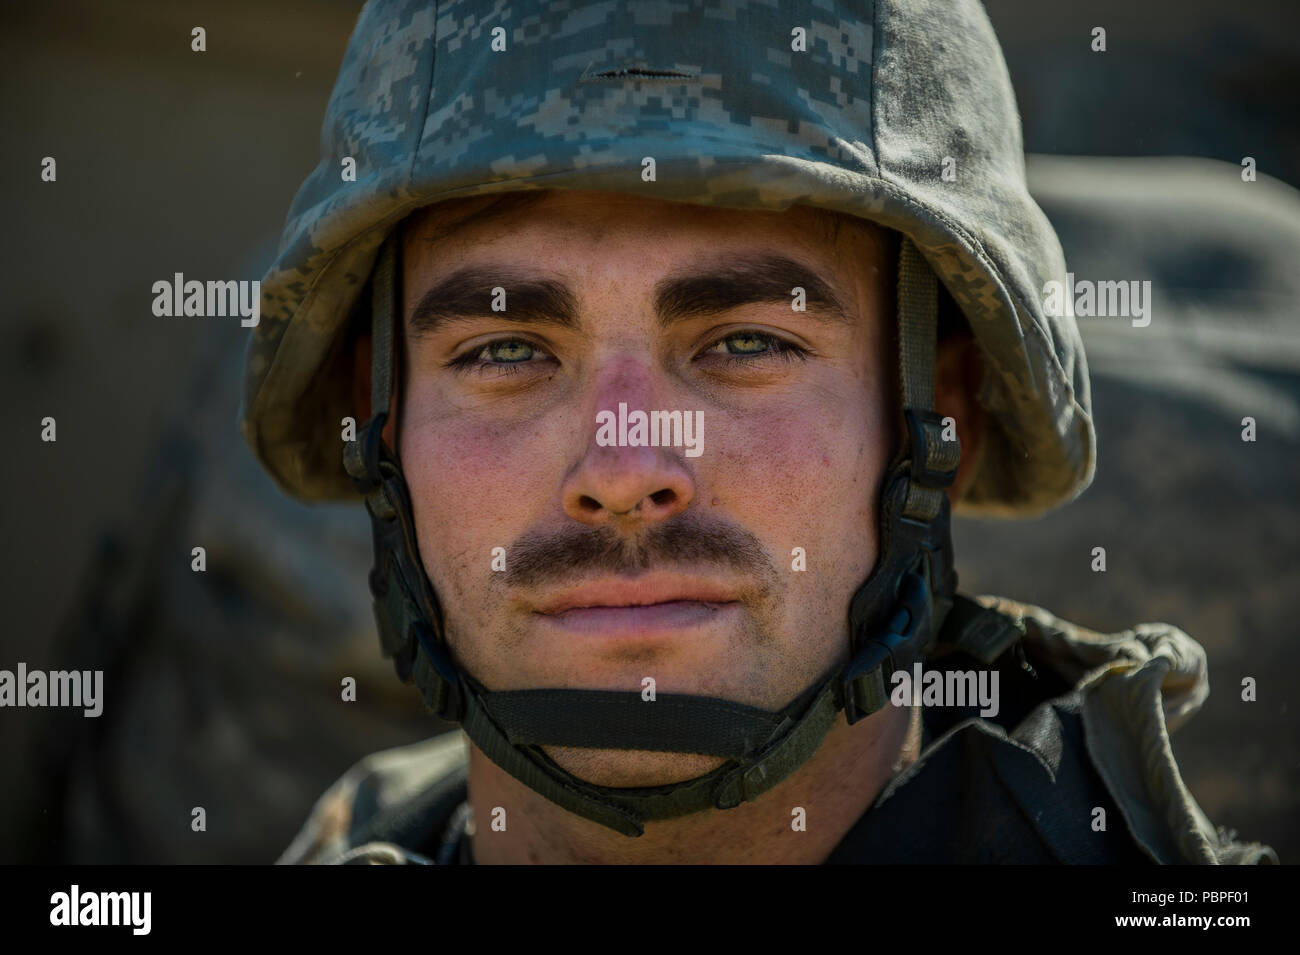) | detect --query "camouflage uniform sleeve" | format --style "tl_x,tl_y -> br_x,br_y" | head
276,731 -> 469,865
983,597 -> 1279,865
